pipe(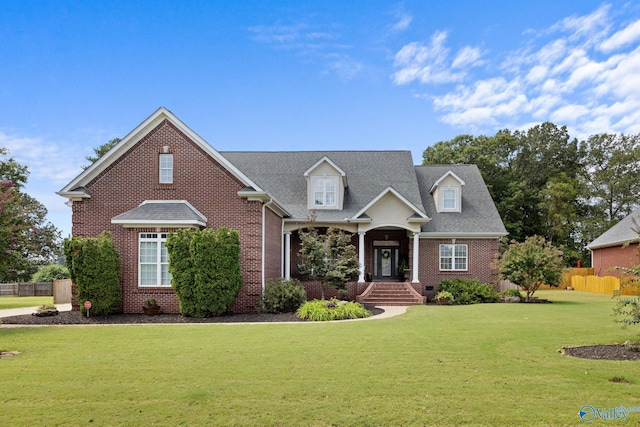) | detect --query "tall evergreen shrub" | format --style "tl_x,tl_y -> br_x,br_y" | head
63,232 -> 121,315
166,227 -> 242,317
